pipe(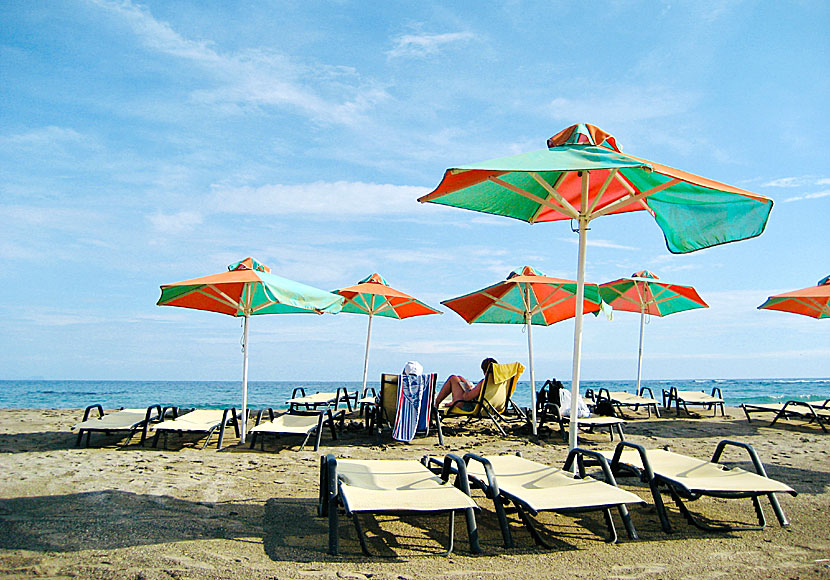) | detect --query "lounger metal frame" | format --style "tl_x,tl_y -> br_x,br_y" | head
439,364 -> 527,436
431,449 -> 640,548
742,399 -> 829,433
594,386 -> 661,418
607,440 -> 796,533
319,454 -> 481,556
539,403 -> 626,442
